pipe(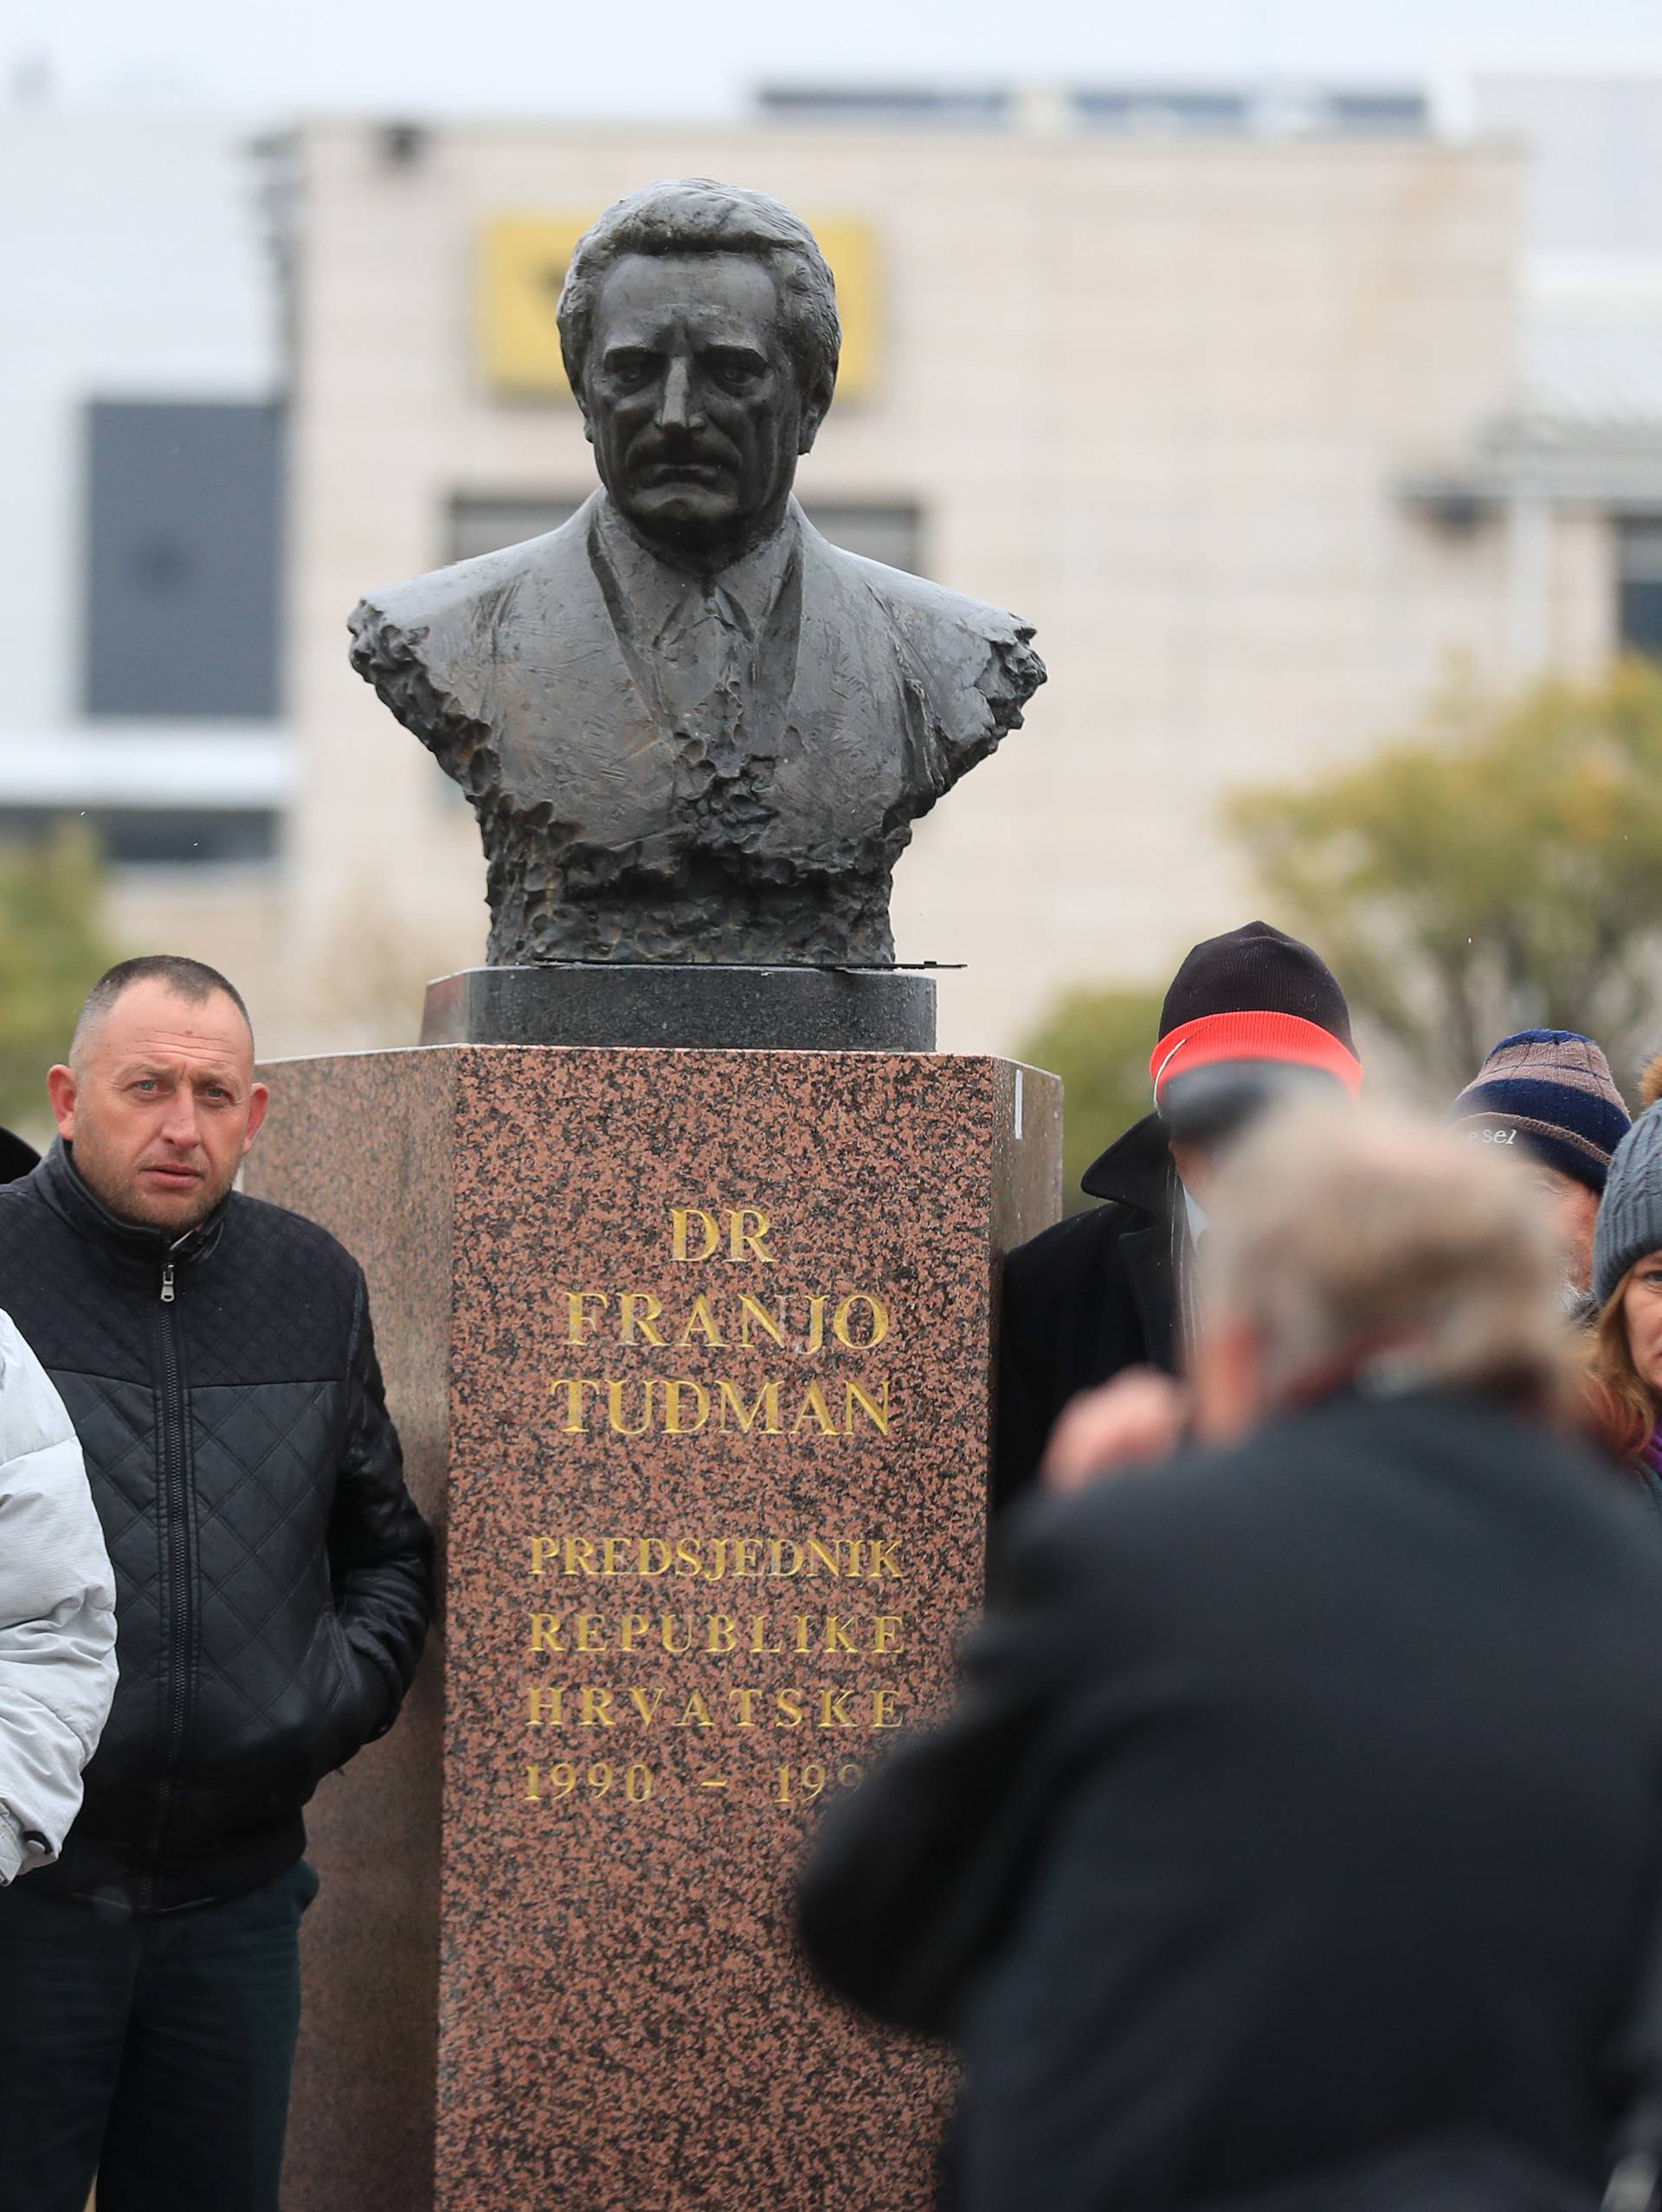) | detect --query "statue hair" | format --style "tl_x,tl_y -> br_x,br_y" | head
557,178 -> 841,408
